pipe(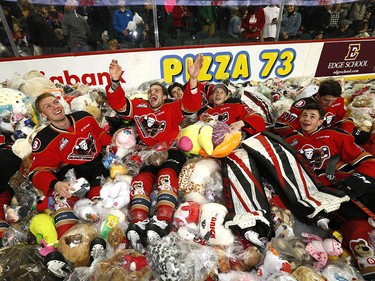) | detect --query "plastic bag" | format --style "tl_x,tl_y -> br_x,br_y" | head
147,232 -> 217,281
0,244 -> 55,280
